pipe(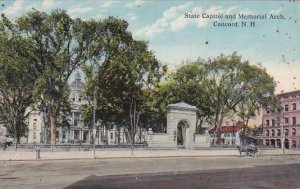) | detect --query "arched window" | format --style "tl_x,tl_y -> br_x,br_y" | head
292,128 -> 296,136
284,129 -> 288,136
265,139 -> 270,146
266,130 -> 269,136
292,140 -> 296,148
271,130 -> 275,137
33,123 -> 37,130
276,139 -> 281,148
33,132 -> 36,140
277,129 -> 281,136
